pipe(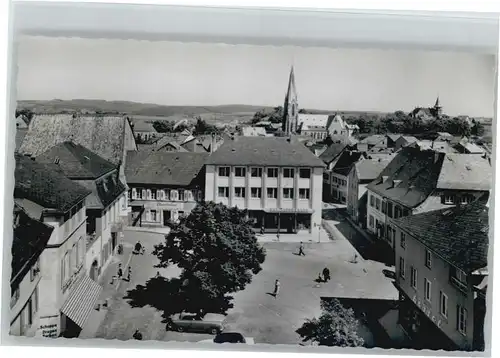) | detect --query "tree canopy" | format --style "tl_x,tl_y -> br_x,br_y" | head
193,117 -> 220,135
15,108 -> 35,124
128,201 -> 266,318
252,106 -> 284,124
152,120 -> 190,133
296,299 -> 365,347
